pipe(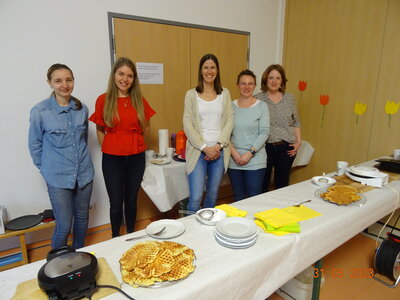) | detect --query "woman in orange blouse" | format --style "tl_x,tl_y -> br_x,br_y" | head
90,57 -> 156,237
